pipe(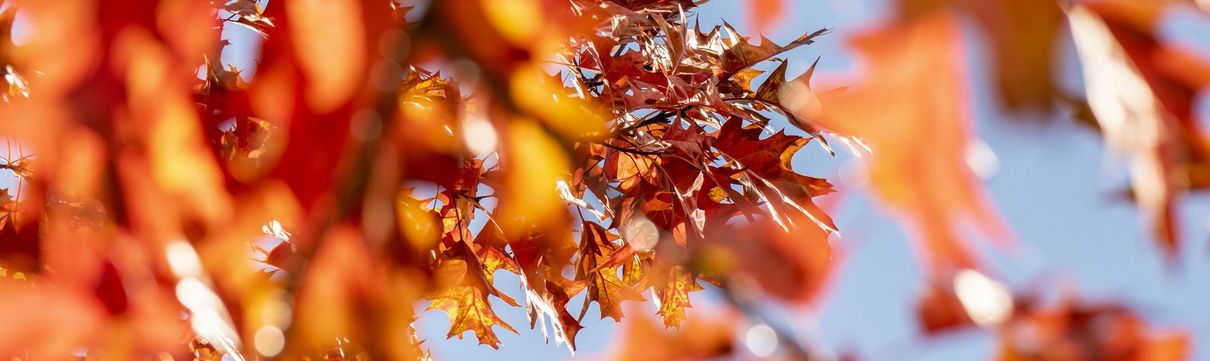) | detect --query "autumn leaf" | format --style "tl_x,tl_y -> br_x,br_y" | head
606,150 -> 659,191
967,0 -> 1065,111
612,0 -> 702,11
895,0 -> 1066,111
190,337 -> 226,361
428,284 -> 519,349
655,265 -> 701,328
609,304 -> 737,361
428,256 -> 519,349
808,11 -> 1008,273
995,298 -> 1189,361
489,230 -> 583,351
477,243 -> 520,287
499,120 -> 572,236
0,0 -> 1202,359
699,210 -> 835,304
0,7 -> 28,102
285,0 -> 366,113
0,280 -> 105,358
223,0 -> 276,38
916,278 -> 975,334
576,222 -> 645,321
1069,0 -> 1210,255
0,194 -> 40,272
720,24 -> 828,77
713,117 -> 837,233
748,0 -> 785,34
524,279 -> 585,352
